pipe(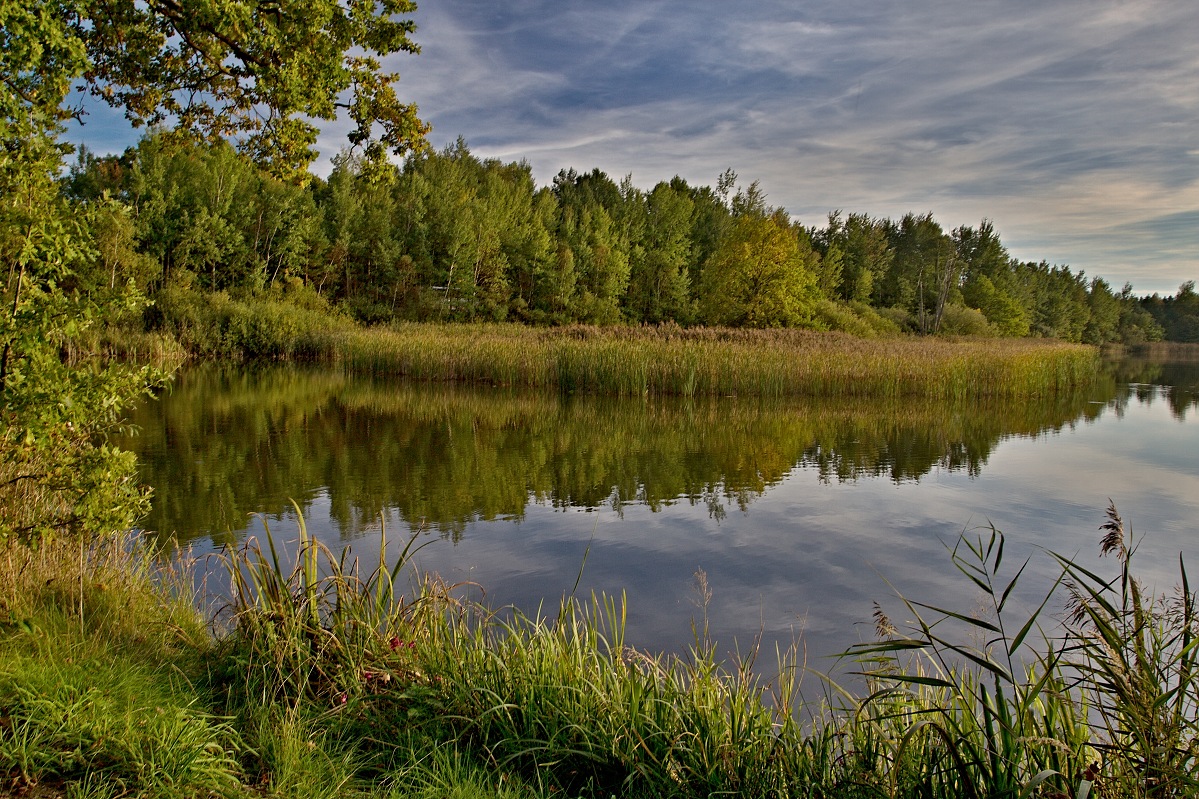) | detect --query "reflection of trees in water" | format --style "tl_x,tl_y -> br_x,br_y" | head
120,364 -> 1119,545
1104,352 -> 1199,420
